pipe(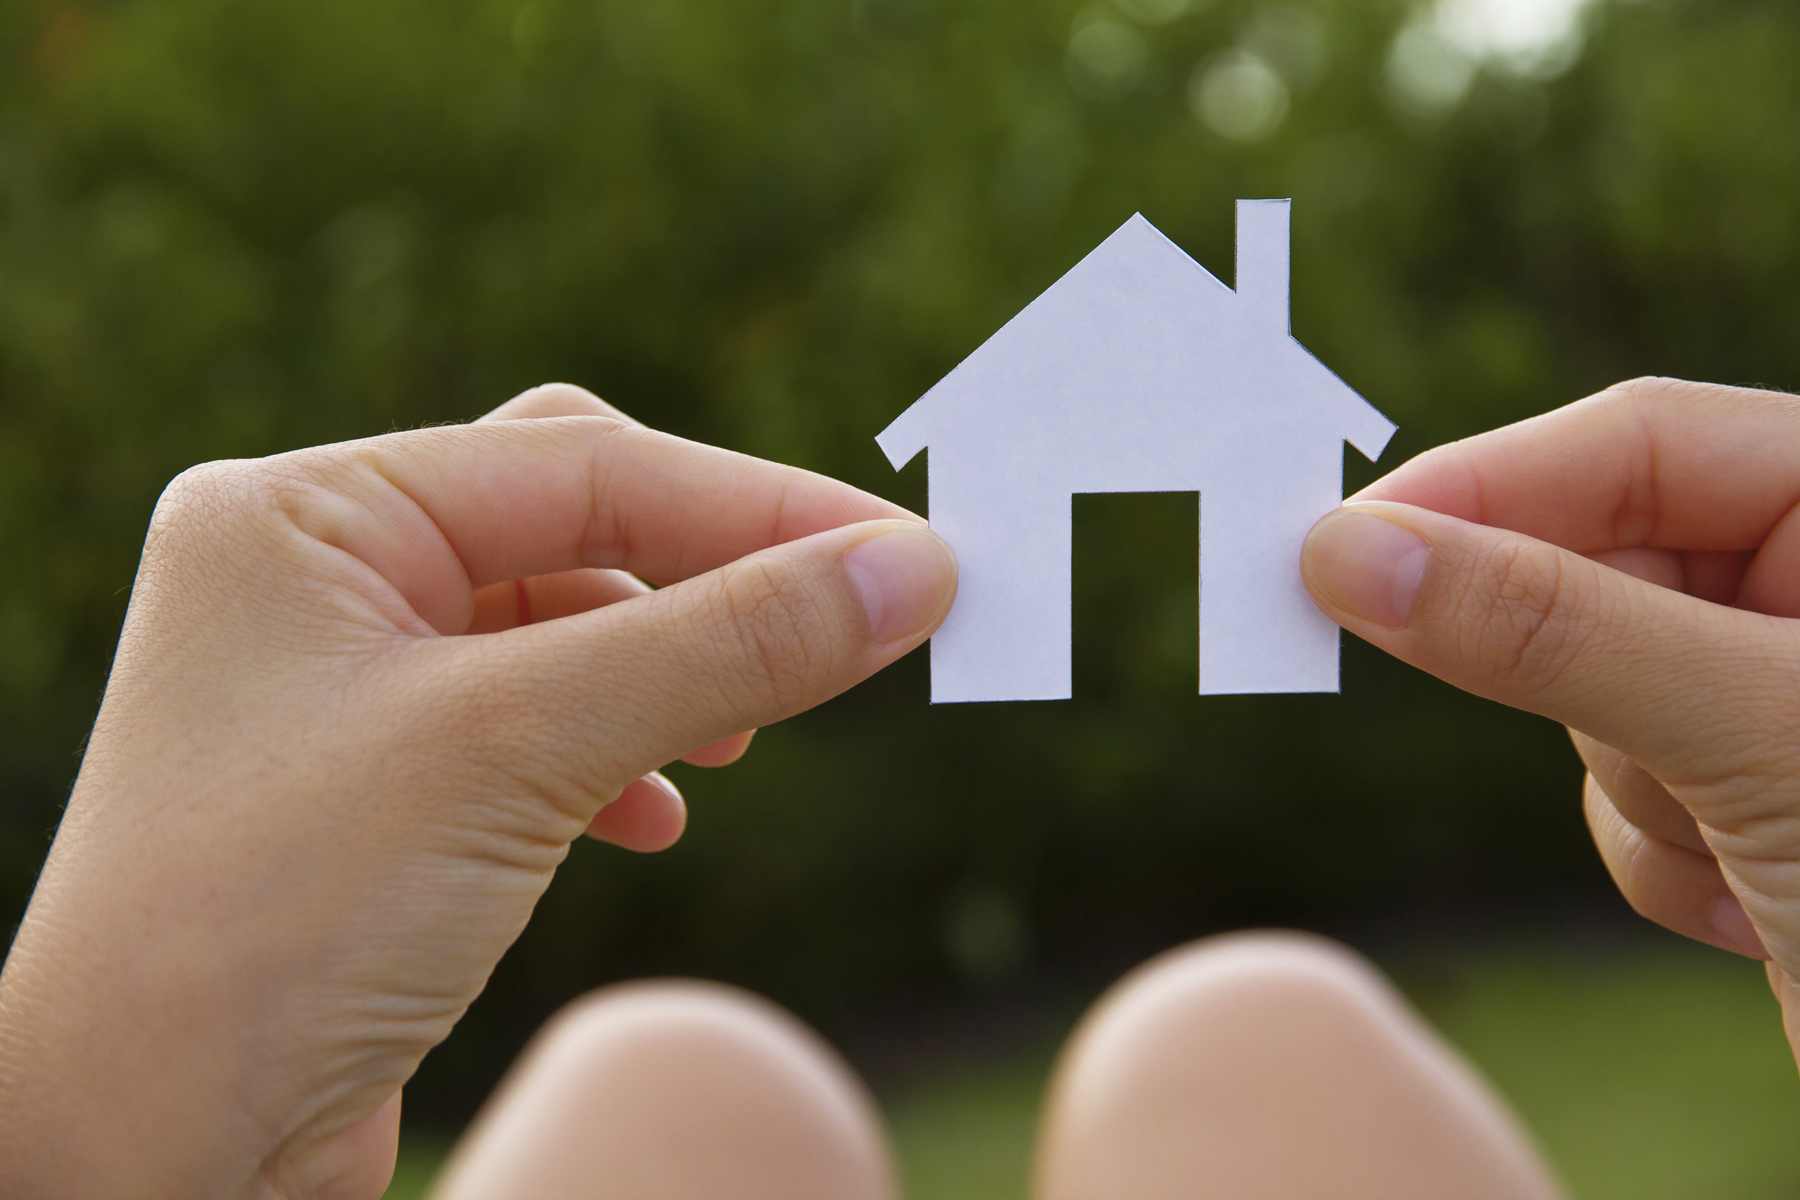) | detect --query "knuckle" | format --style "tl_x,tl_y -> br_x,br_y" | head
1610,826 -> 1651,900
147,456 -> 340,568
1590,792 -> 1658,916
1602,374 -> 1752,417
143,460 -> 276,577
1608,375 -> 1665,405
712,557 -> 838,711
149,460 -> 248,536
529,381 -> 609,415
1594,375 -> 1674,413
